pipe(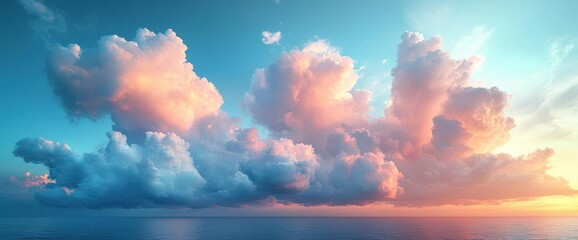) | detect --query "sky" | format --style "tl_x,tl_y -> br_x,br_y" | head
0,0 -> 577,217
